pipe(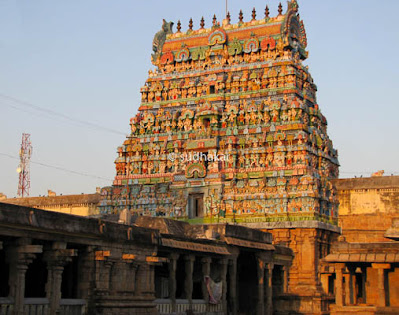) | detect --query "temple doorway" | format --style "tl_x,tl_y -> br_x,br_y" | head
237,251 -> 257,314
188,193 -> 204,218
